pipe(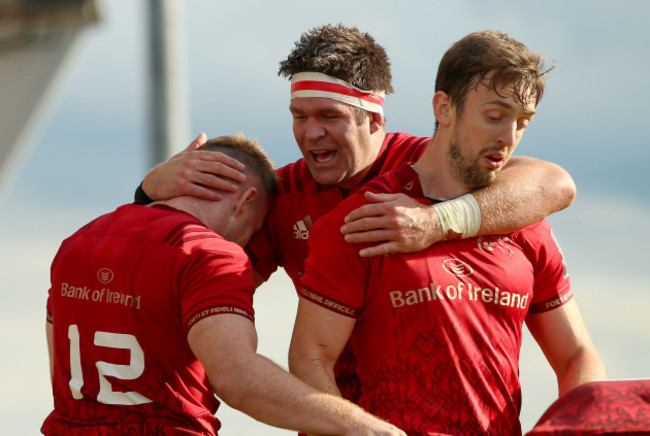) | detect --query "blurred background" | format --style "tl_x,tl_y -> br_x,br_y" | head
1,1 -> 648,434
